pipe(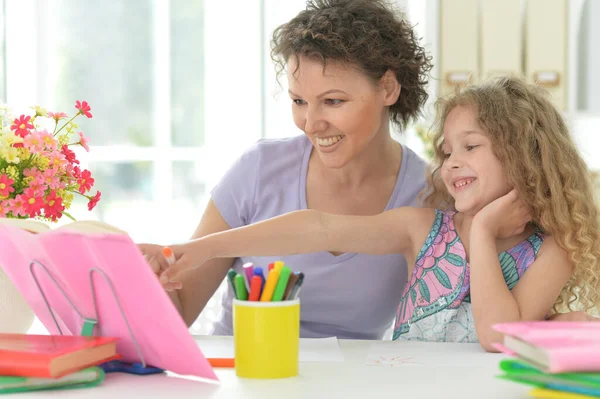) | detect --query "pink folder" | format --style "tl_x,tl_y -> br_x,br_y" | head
0,224 -> 217,381
493,321 -> 600,373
